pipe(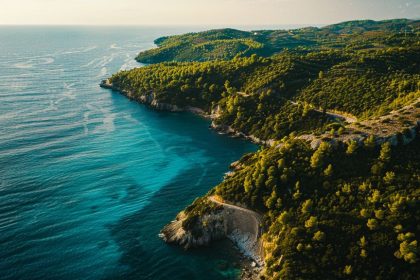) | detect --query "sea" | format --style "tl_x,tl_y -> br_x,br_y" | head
0,26 -> 259,280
